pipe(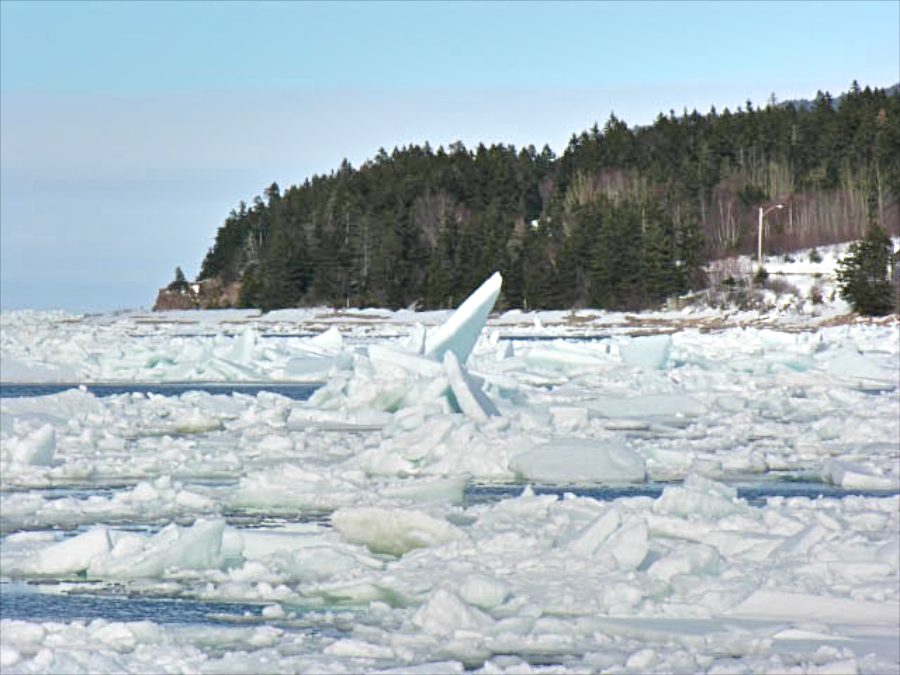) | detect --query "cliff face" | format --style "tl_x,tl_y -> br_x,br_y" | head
152,288 -> 198,311
152,279 -> 241,311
